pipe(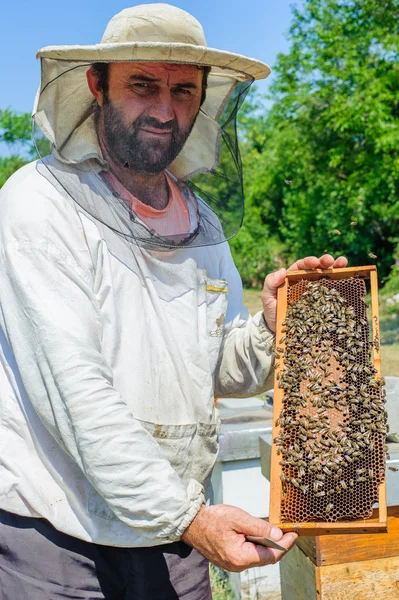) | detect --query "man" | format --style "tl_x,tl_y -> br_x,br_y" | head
0,4 -> 347,599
